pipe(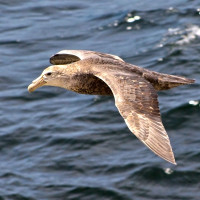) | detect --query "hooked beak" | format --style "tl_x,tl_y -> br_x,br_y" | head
28,75 -> 46,93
